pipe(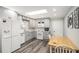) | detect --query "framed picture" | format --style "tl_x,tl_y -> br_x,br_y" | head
68,12 -> 73,28
73,7 -> 79,29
